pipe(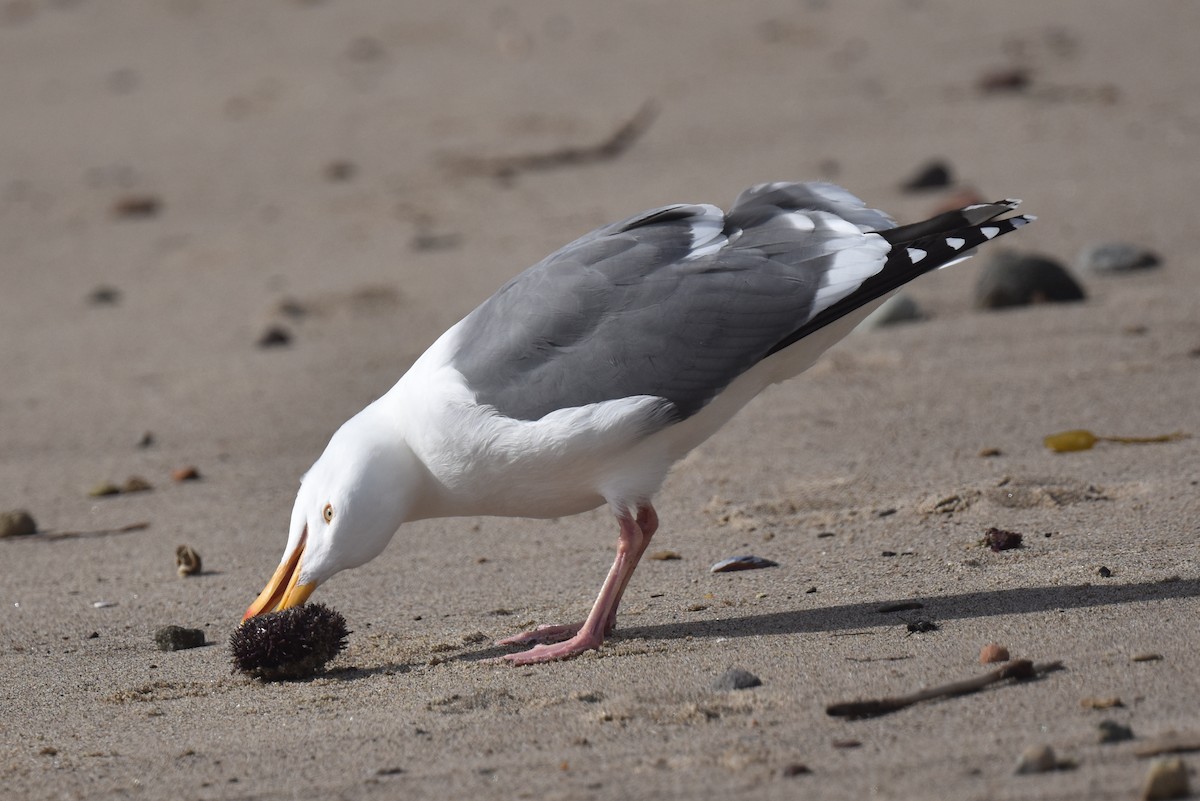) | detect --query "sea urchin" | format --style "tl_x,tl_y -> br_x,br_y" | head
230,603 -> 349,681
